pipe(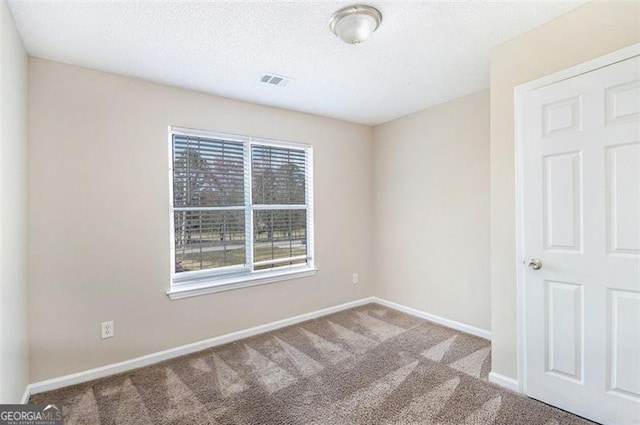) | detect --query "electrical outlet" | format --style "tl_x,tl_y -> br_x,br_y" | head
352,272 -> 359,284
101,321 -> 114,339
